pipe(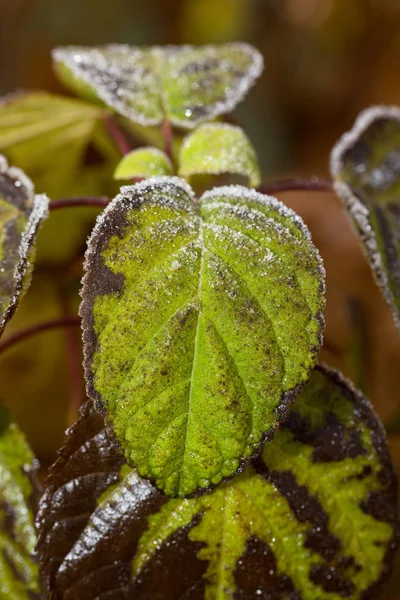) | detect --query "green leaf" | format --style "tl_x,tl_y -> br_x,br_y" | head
52,43 -> 263,129
37,366 -> 398,599
0,92 -> 120,264
0,92 -> 117,198
331,106 -> 400,331
0,404 -> 42,599
0,155 -> 48,337
114,147 -> 173,180
80,177 -> 325,497
179,123 -> 261,187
